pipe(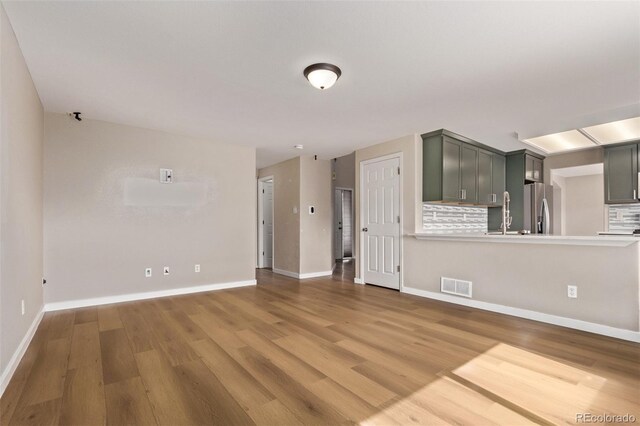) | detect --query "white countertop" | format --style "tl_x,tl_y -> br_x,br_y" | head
411,233 -> 639,247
